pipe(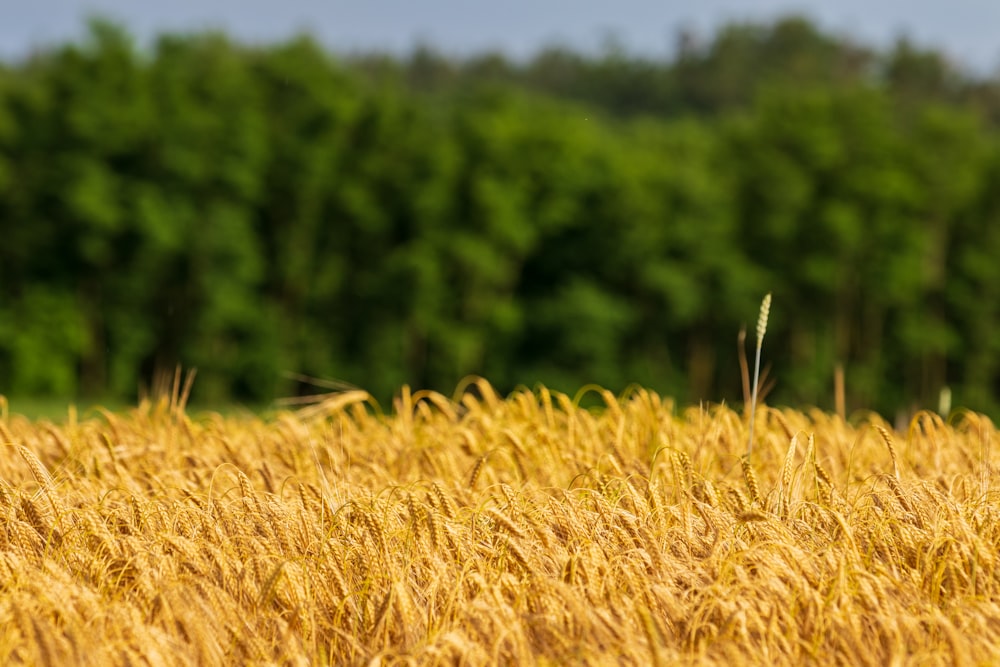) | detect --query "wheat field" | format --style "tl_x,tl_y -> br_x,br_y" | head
0,380 -> 998,665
